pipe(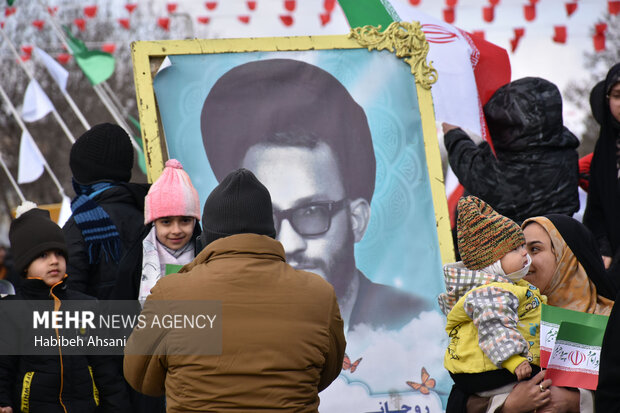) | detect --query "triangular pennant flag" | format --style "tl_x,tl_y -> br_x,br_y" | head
75,51 -> 115,85
83,5 -> 97,18
553,25 -> 567,44
540,304 -> 609,368
284,0 -> 296,12
57,195 -> 73,227
125,3 -> 137,13
31,20 -> 45,30
7,0 -> 15,6
21,79 -> 54,122
280,14 -> 293,26
118,18 -> 130,29
523,4 -> 536,21
34,47 -> 69,92
247,1 -> 256,10
63,26 -> 89,55
205,1 -> 217,10
443,7 -> 455,23
17,129 -> 45,184
197,16 -> 210,24
482,5 -> 494,22
157,17 -> 170,30
609,1 -> 620,15
74,18 -> 86,31
566,2 -> 577,17
546,322 -> 607,390
167,3 -> 177,13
